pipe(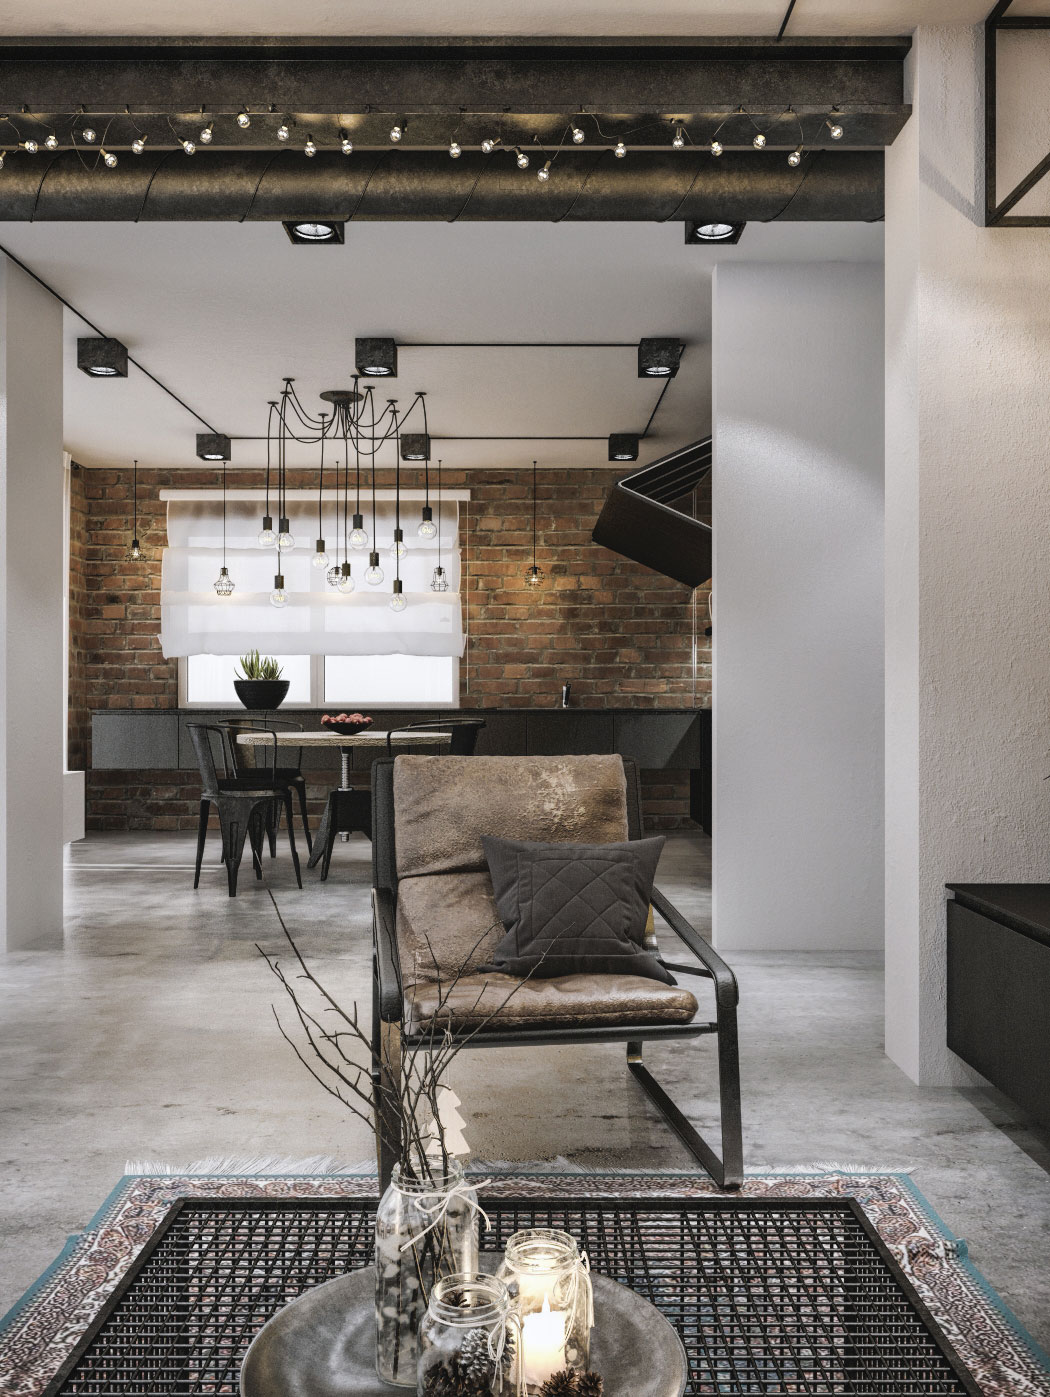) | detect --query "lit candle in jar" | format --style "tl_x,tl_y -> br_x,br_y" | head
521,1294 -> 567,1388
